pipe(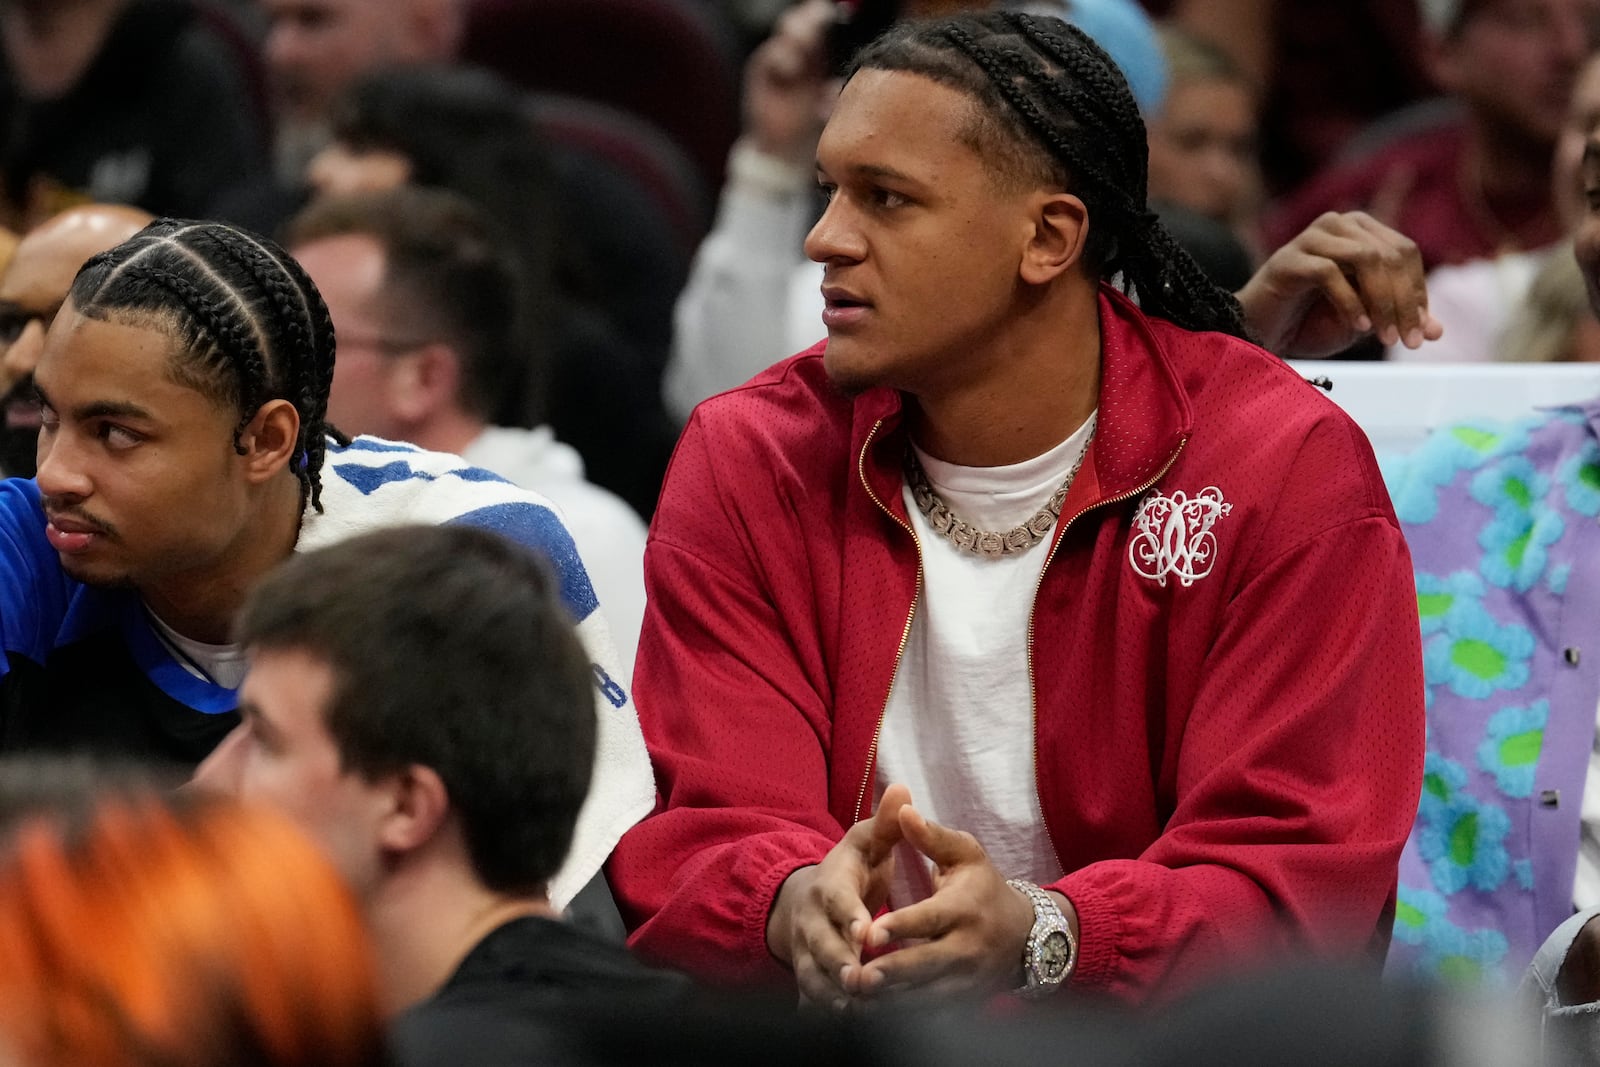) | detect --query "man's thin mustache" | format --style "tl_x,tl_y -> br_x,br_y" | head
42,503 -> 115,538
